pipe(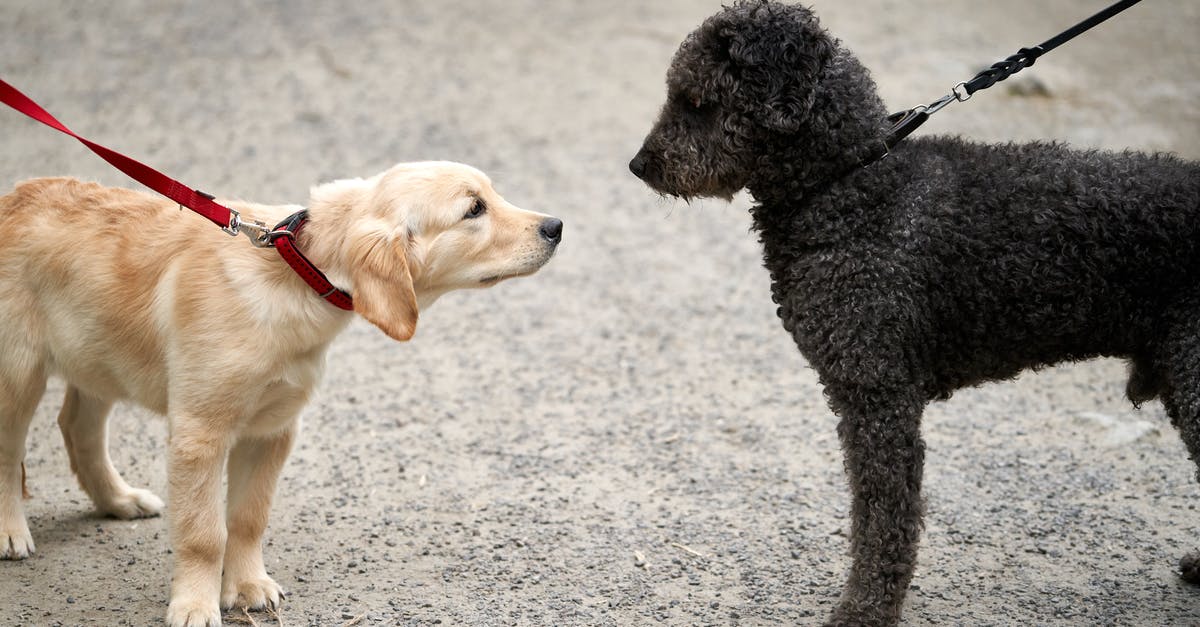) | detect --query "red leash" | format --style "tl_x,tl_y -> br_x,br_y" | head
0,78 -> 353,311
